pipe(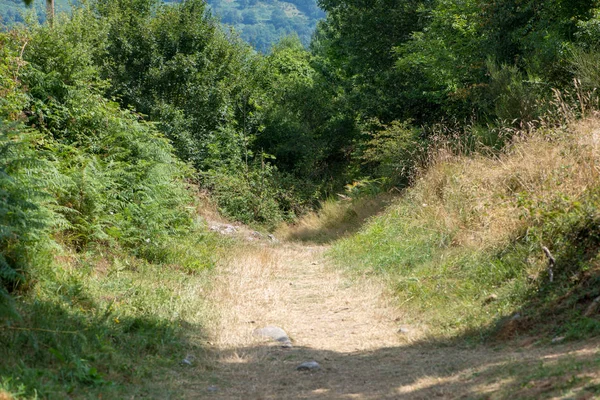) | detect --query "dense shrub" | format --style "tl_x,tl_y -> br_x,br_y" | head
0,33 -> 58,316
20,16 -> 196,252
